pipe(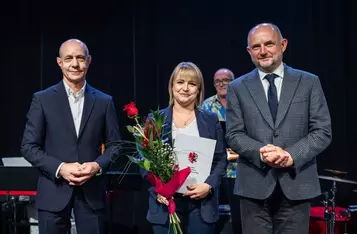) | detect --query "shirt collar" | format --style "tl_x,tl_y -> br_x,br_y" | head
258,63 -> 284,81
63,80 -> 86,97
213,95 -> 224,106
213,94 -> 220,102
